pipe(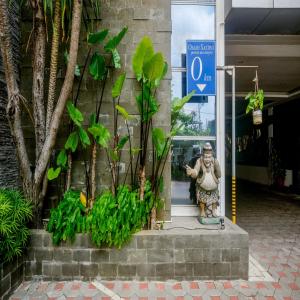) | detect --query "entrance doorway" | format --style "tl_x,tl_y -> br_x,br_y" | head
170,2 -> 216,216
